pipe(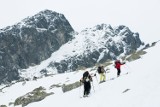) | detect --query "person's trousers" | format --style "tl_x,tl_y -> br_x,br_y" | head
117,68 -> 121,76
84,82 -> 91,95
100,73 -> 106,82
